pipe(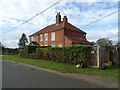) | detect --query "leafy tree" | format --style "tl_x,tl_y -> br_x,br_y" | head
116,42 -> 120,48
0,42 -> 2,54
0,42 -> 6,54
18,33 -> 28,49
96,38 -> 112,46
